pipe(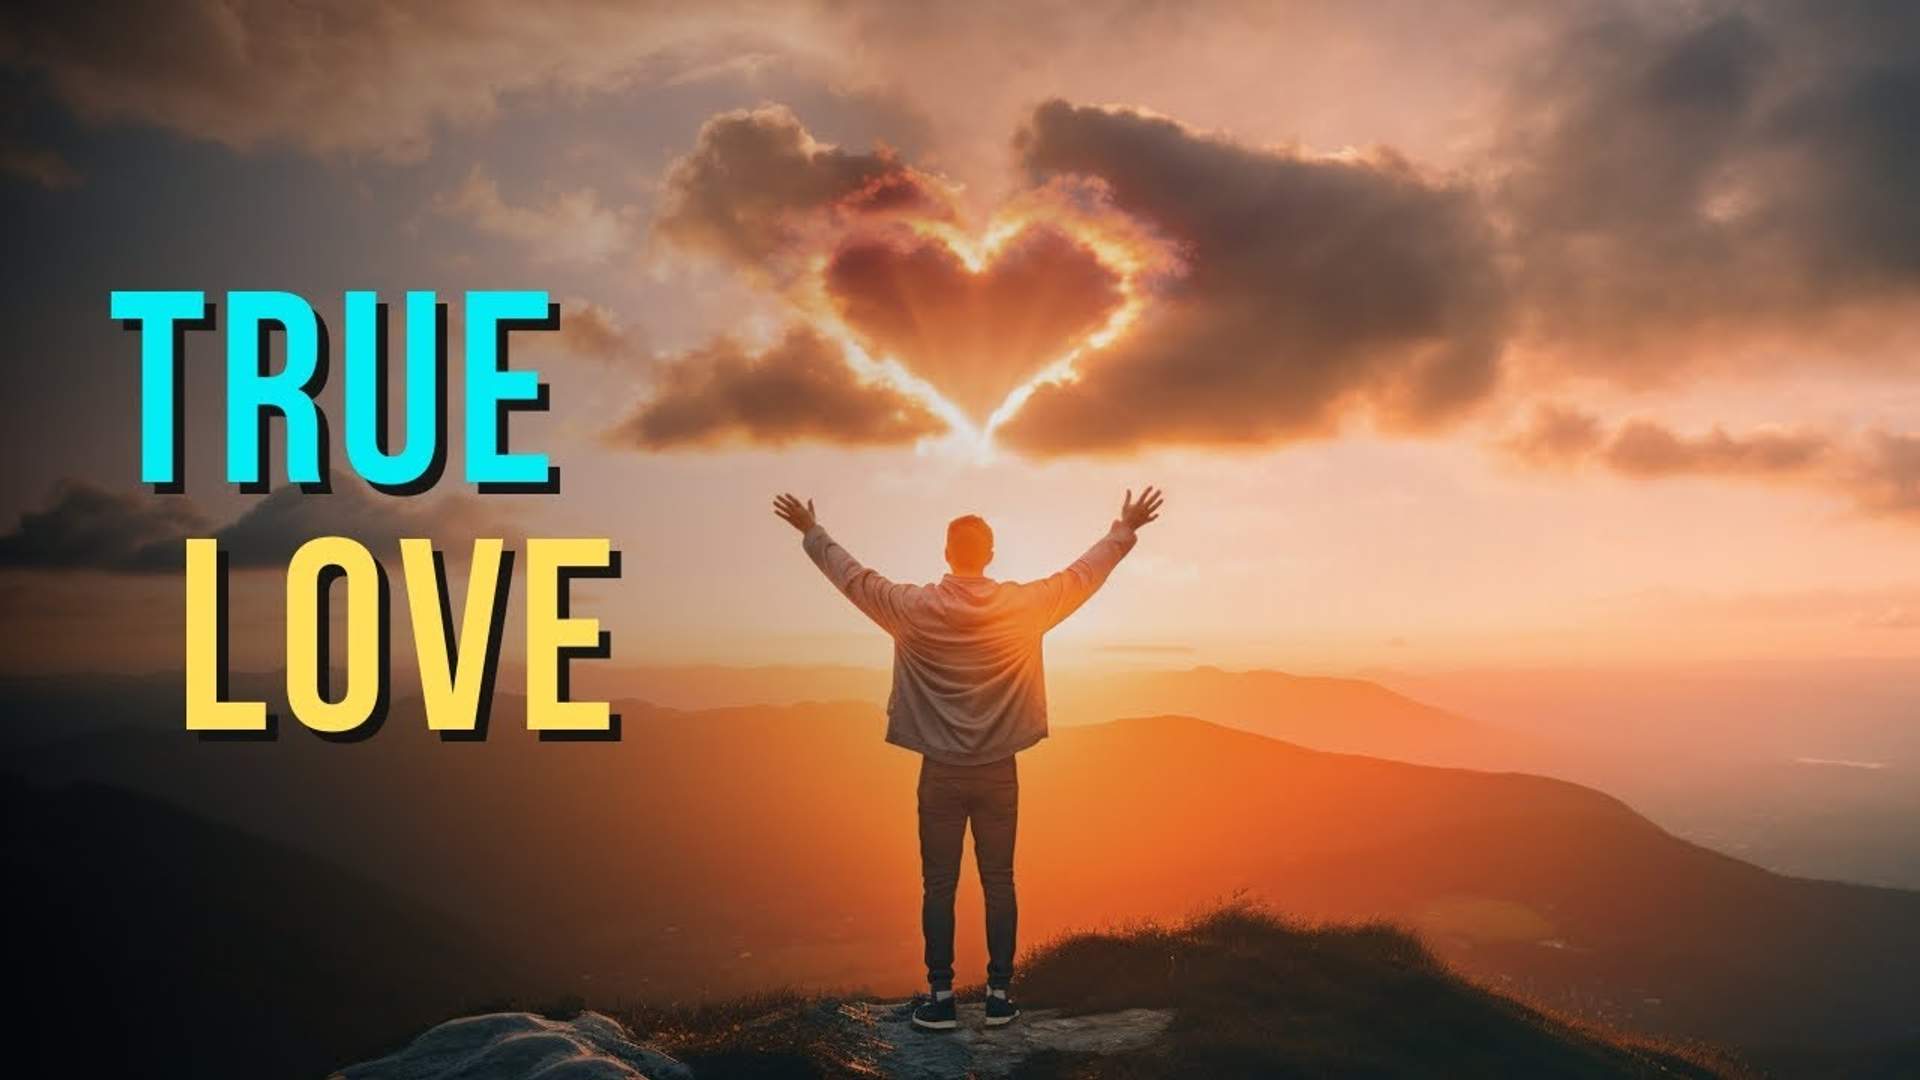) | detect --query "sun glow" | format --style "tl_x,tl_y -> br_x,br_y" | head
794,178 -> 1186,456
